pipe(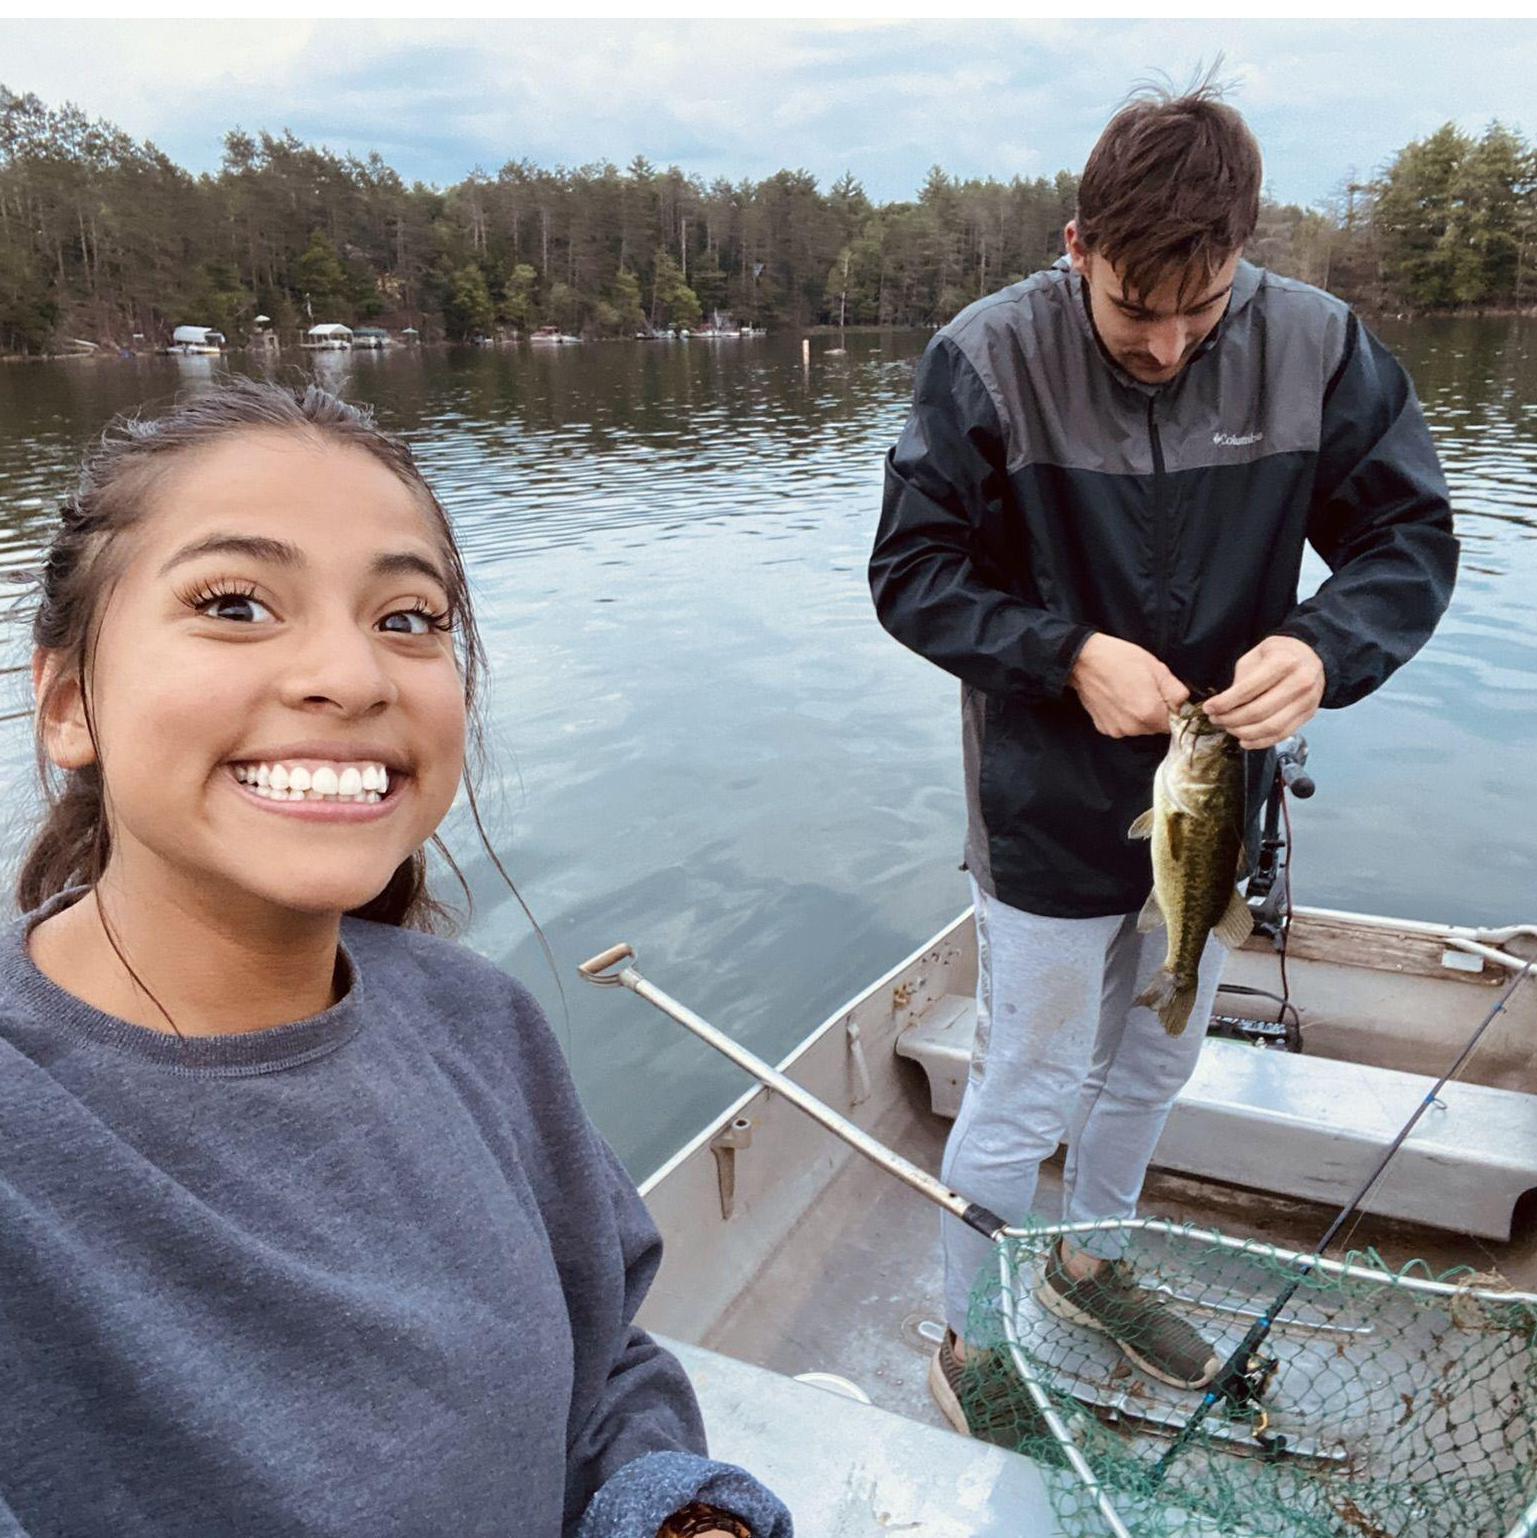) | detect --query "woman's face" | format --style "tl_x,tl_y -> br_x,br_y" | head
43,429 -> 468,919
